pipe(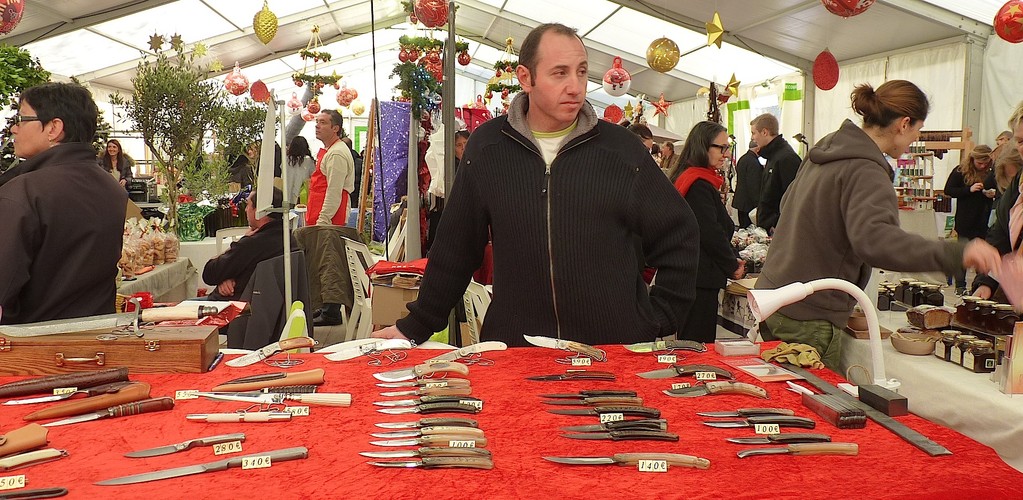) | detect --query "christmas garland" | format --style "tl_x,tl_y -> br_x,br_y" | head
391,62 -> 442,119
299,49 -> 332,63
397,35 -> 467,53
292,72 -> 341,91
493,60 -> 517,71
486,83 -> 522,94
